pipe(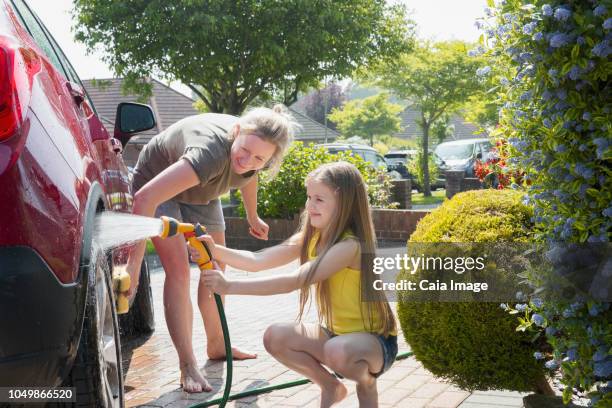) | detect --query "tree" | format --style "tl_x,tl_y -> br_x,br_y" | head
366,40 -> 487,196
73,0 -> 414,114
327,93 -> 403,146
301,82 -> 346,131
